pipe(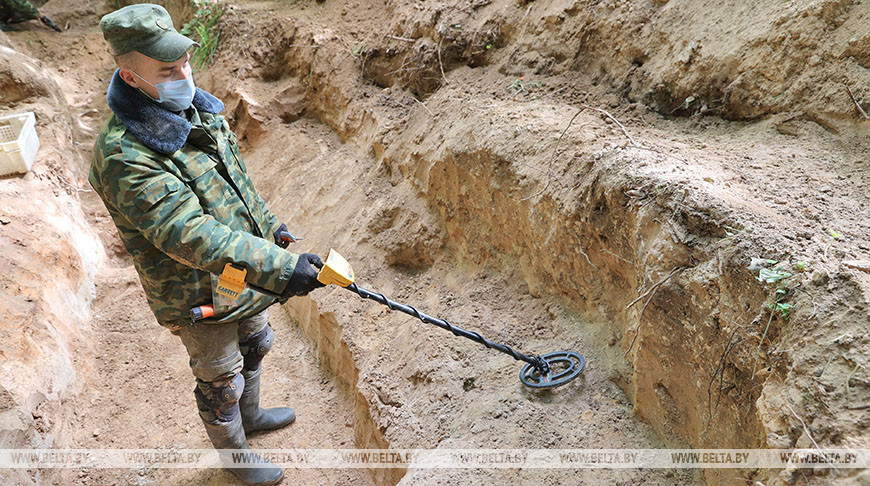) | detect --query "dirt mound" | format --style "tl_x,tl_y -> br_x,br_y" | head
338,0 -> 870,123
